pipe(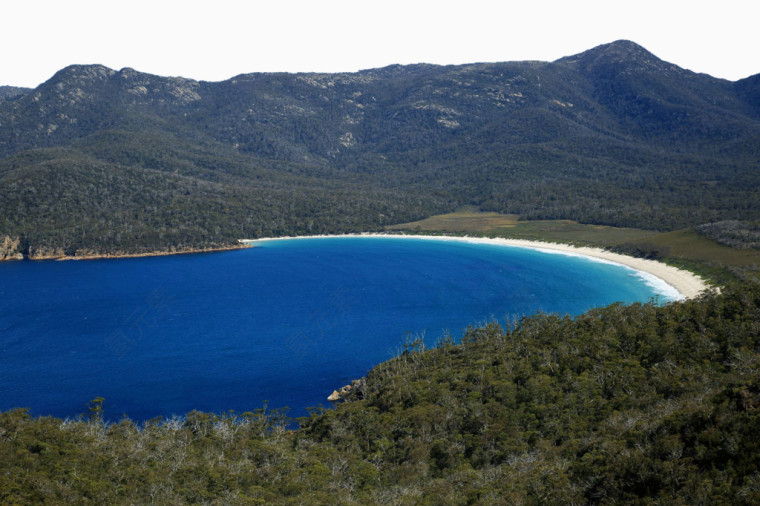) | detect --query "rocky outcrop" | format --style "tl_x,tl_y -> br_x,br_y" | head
327,378 -> 365,402
27,246 -> 66,260
0,242 -> 250,262
0,236 -> 23,260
